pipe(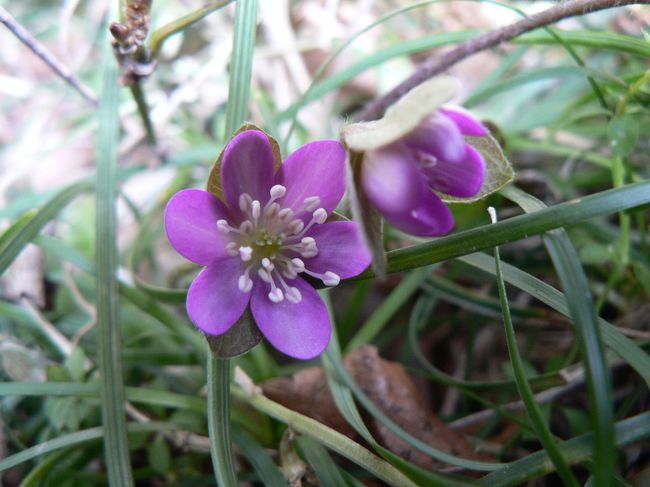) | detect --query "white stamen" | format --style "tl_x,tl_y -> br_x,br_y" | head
304,196 -> 320,212
288,219 -> 304,235
268,287 -> 284,303
264,202 -> 280,218
312,208 -> 327,224
270,185 -> 287,199
238,274 -> 253,292
217,219 -> 231,234
239,246 -> 253,262
291,258 -> 305,273
226,242 -> 239,256
262,257 -> 275,272
285,286 -> 302,303
258,268 -> 272,282
251,200 -> 261,219
239,193 -> 252,211
239,221 -> 253,234
322,271 -> 340,286
278,208 -> 294,221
